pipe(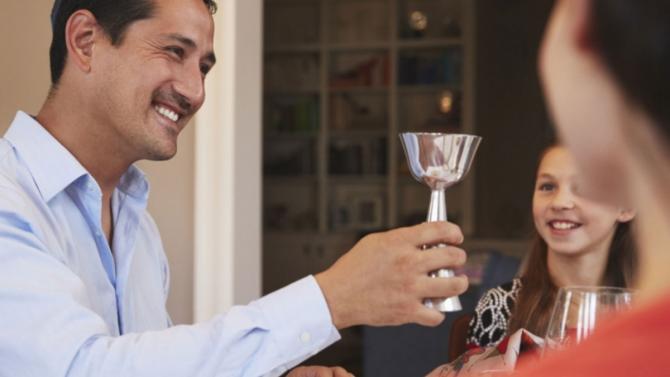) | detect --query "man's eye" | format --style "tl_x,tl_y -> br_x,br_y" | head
200,64 -> 211,76
166,46 -> 185,59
